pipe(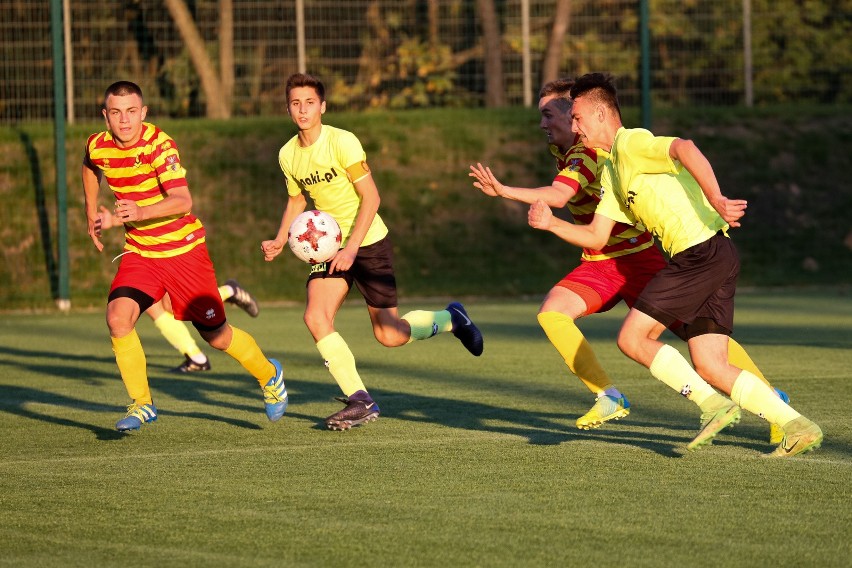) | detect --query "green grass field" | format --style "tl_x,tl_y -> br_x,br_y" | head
1,291 -> 850,567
